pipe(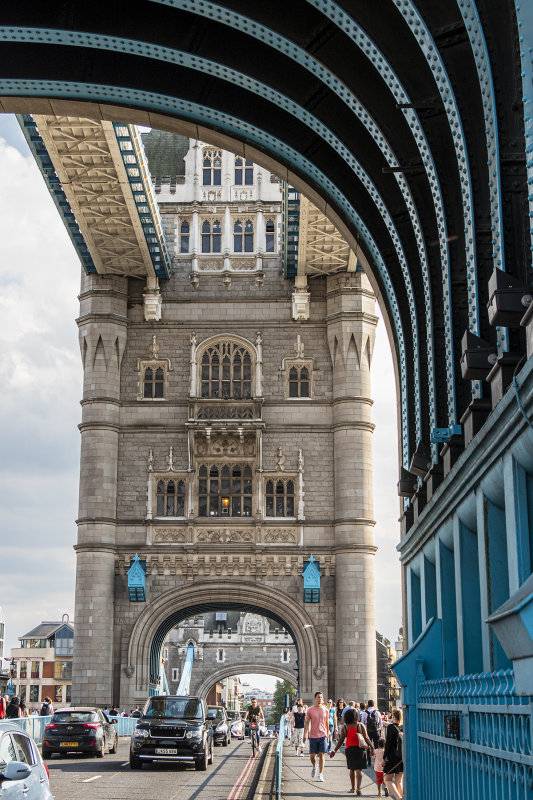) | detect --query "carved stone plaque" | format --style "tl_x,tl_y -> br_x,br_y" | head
195,528 -> 256,544
263,528 -> 297,543
153,528 -> 188,543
